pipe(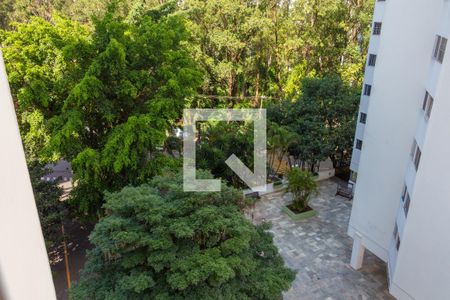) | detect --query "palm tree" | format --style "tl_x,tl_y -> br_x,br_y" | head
268,122 -> 298,176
